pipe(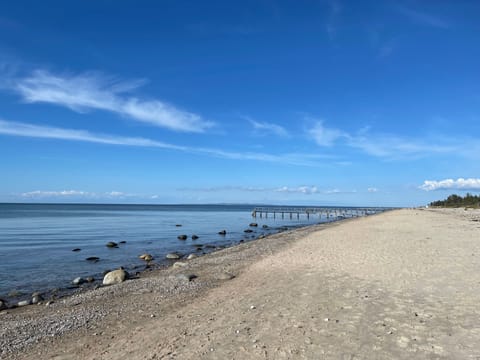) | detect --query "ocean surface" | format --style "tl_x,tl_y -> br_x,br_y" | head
0,203 -> 378,301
